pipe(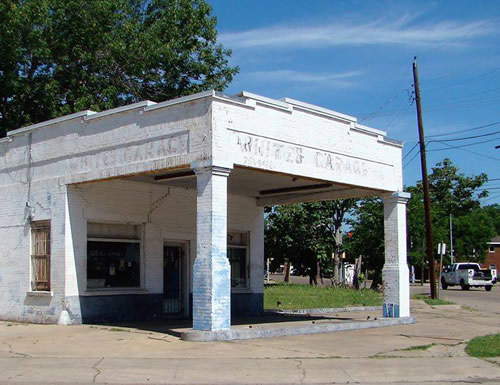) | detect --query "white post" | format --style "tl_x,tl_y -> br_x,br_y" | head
382,192 -> 411,318
192,165 -> 232,331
